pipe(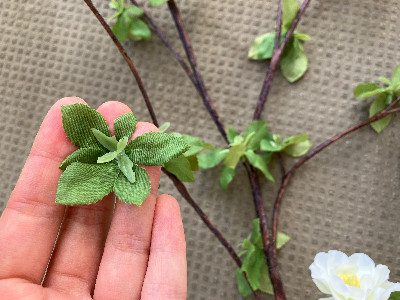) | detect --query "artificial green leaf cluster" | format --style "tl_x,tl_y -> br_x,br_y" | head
390,291 -> 400,300
248,0 -> 310,82
56,103 -> 189,206
235,219 -> 290,297
164,131 -> 214,182
354,64 -> 400,133
109,0 -> 151,43
198,121 -> 312,190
